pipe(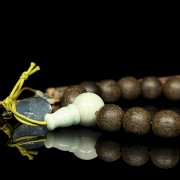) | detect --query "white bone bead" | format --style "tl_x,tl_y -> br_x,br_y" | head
44,92 -> 104,131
